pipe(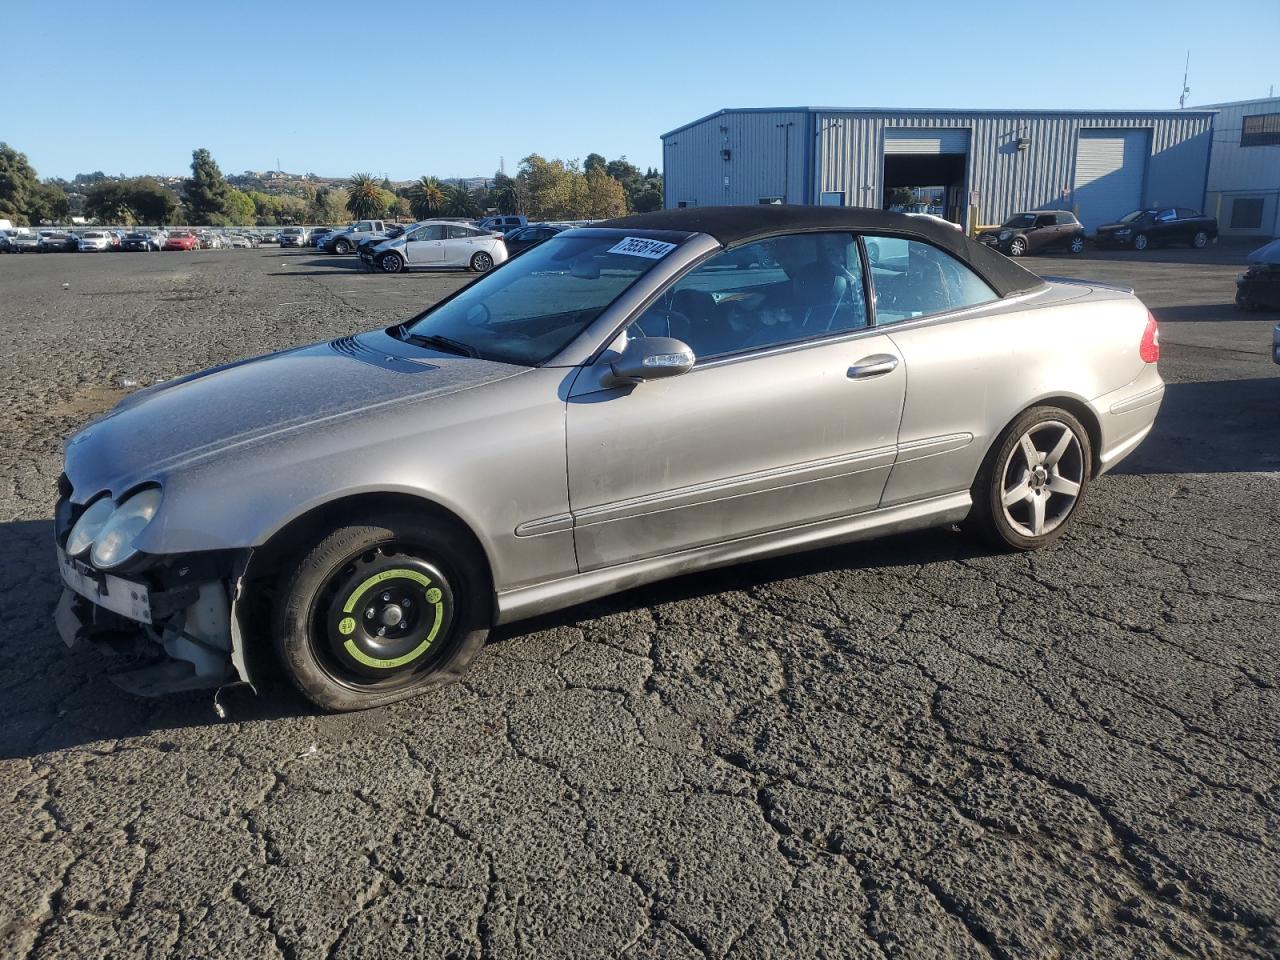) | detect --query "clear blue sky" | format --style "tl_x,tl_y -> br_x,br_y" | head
2,0 -> 1276,181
